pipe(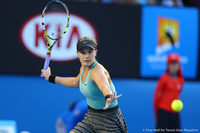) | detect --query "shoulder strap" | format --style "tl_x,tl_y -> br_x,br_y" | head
90,61 -> 98,70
